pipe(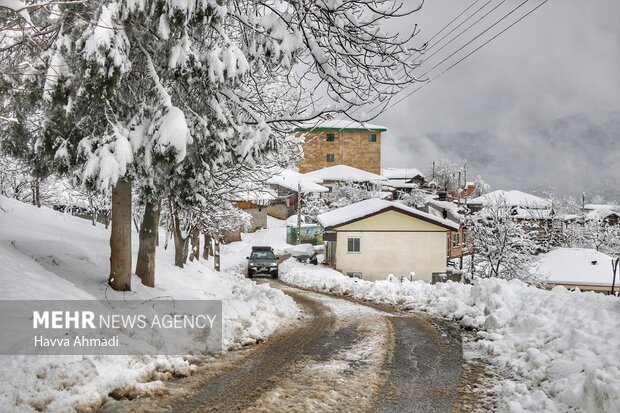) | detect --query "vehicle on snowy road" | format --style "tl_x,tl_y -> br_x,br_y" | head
246,246 -> 279,278
291,243 -> 318,265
